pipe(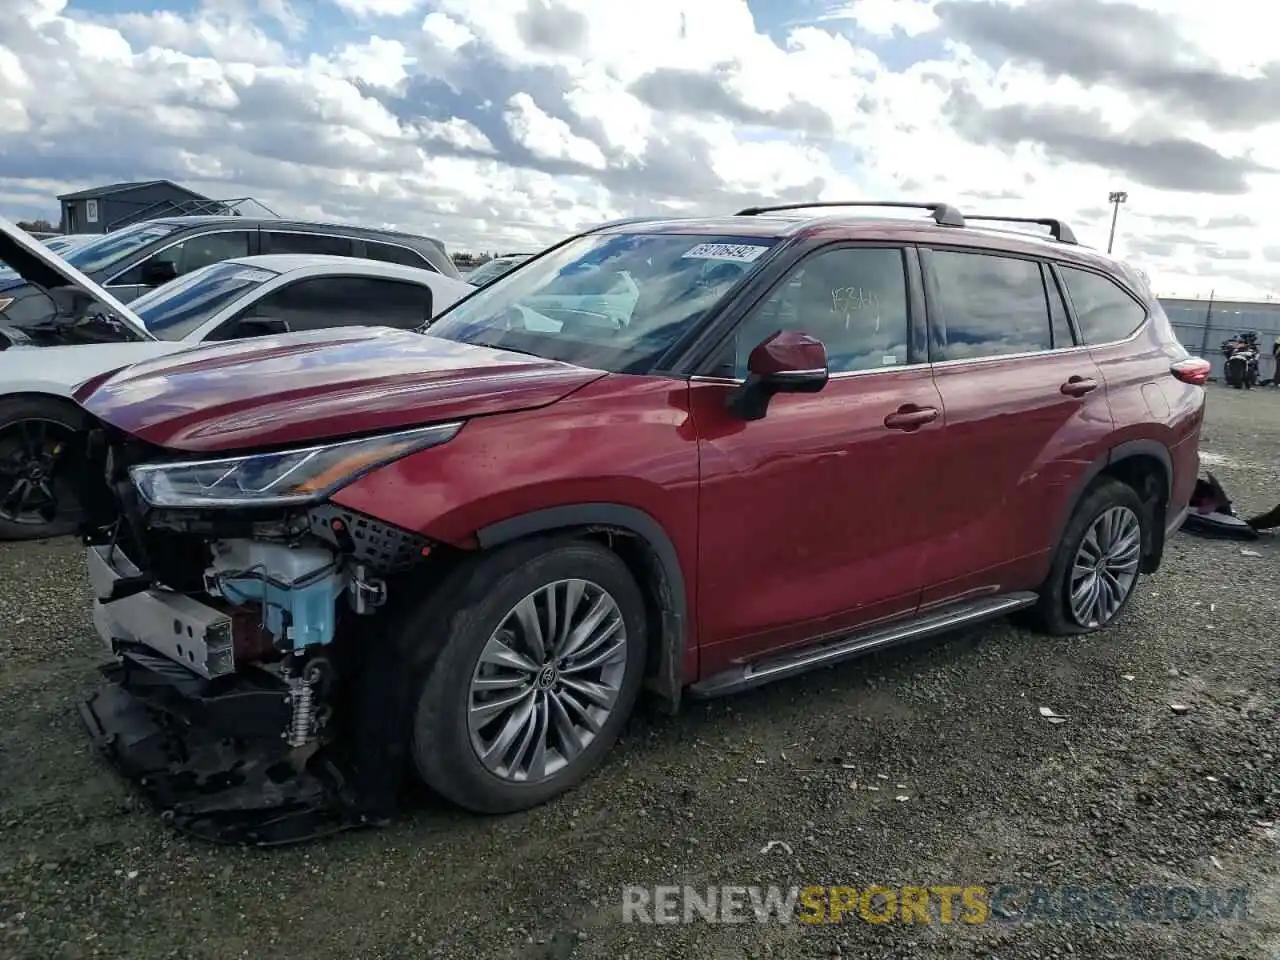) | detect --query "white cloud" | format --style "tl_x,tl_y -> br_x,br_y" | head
504,92 -> 608,169
333,0 -> 424,17
327,35 -> 415,90
0,0 -> 1277,298
817,0 -> 940,37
